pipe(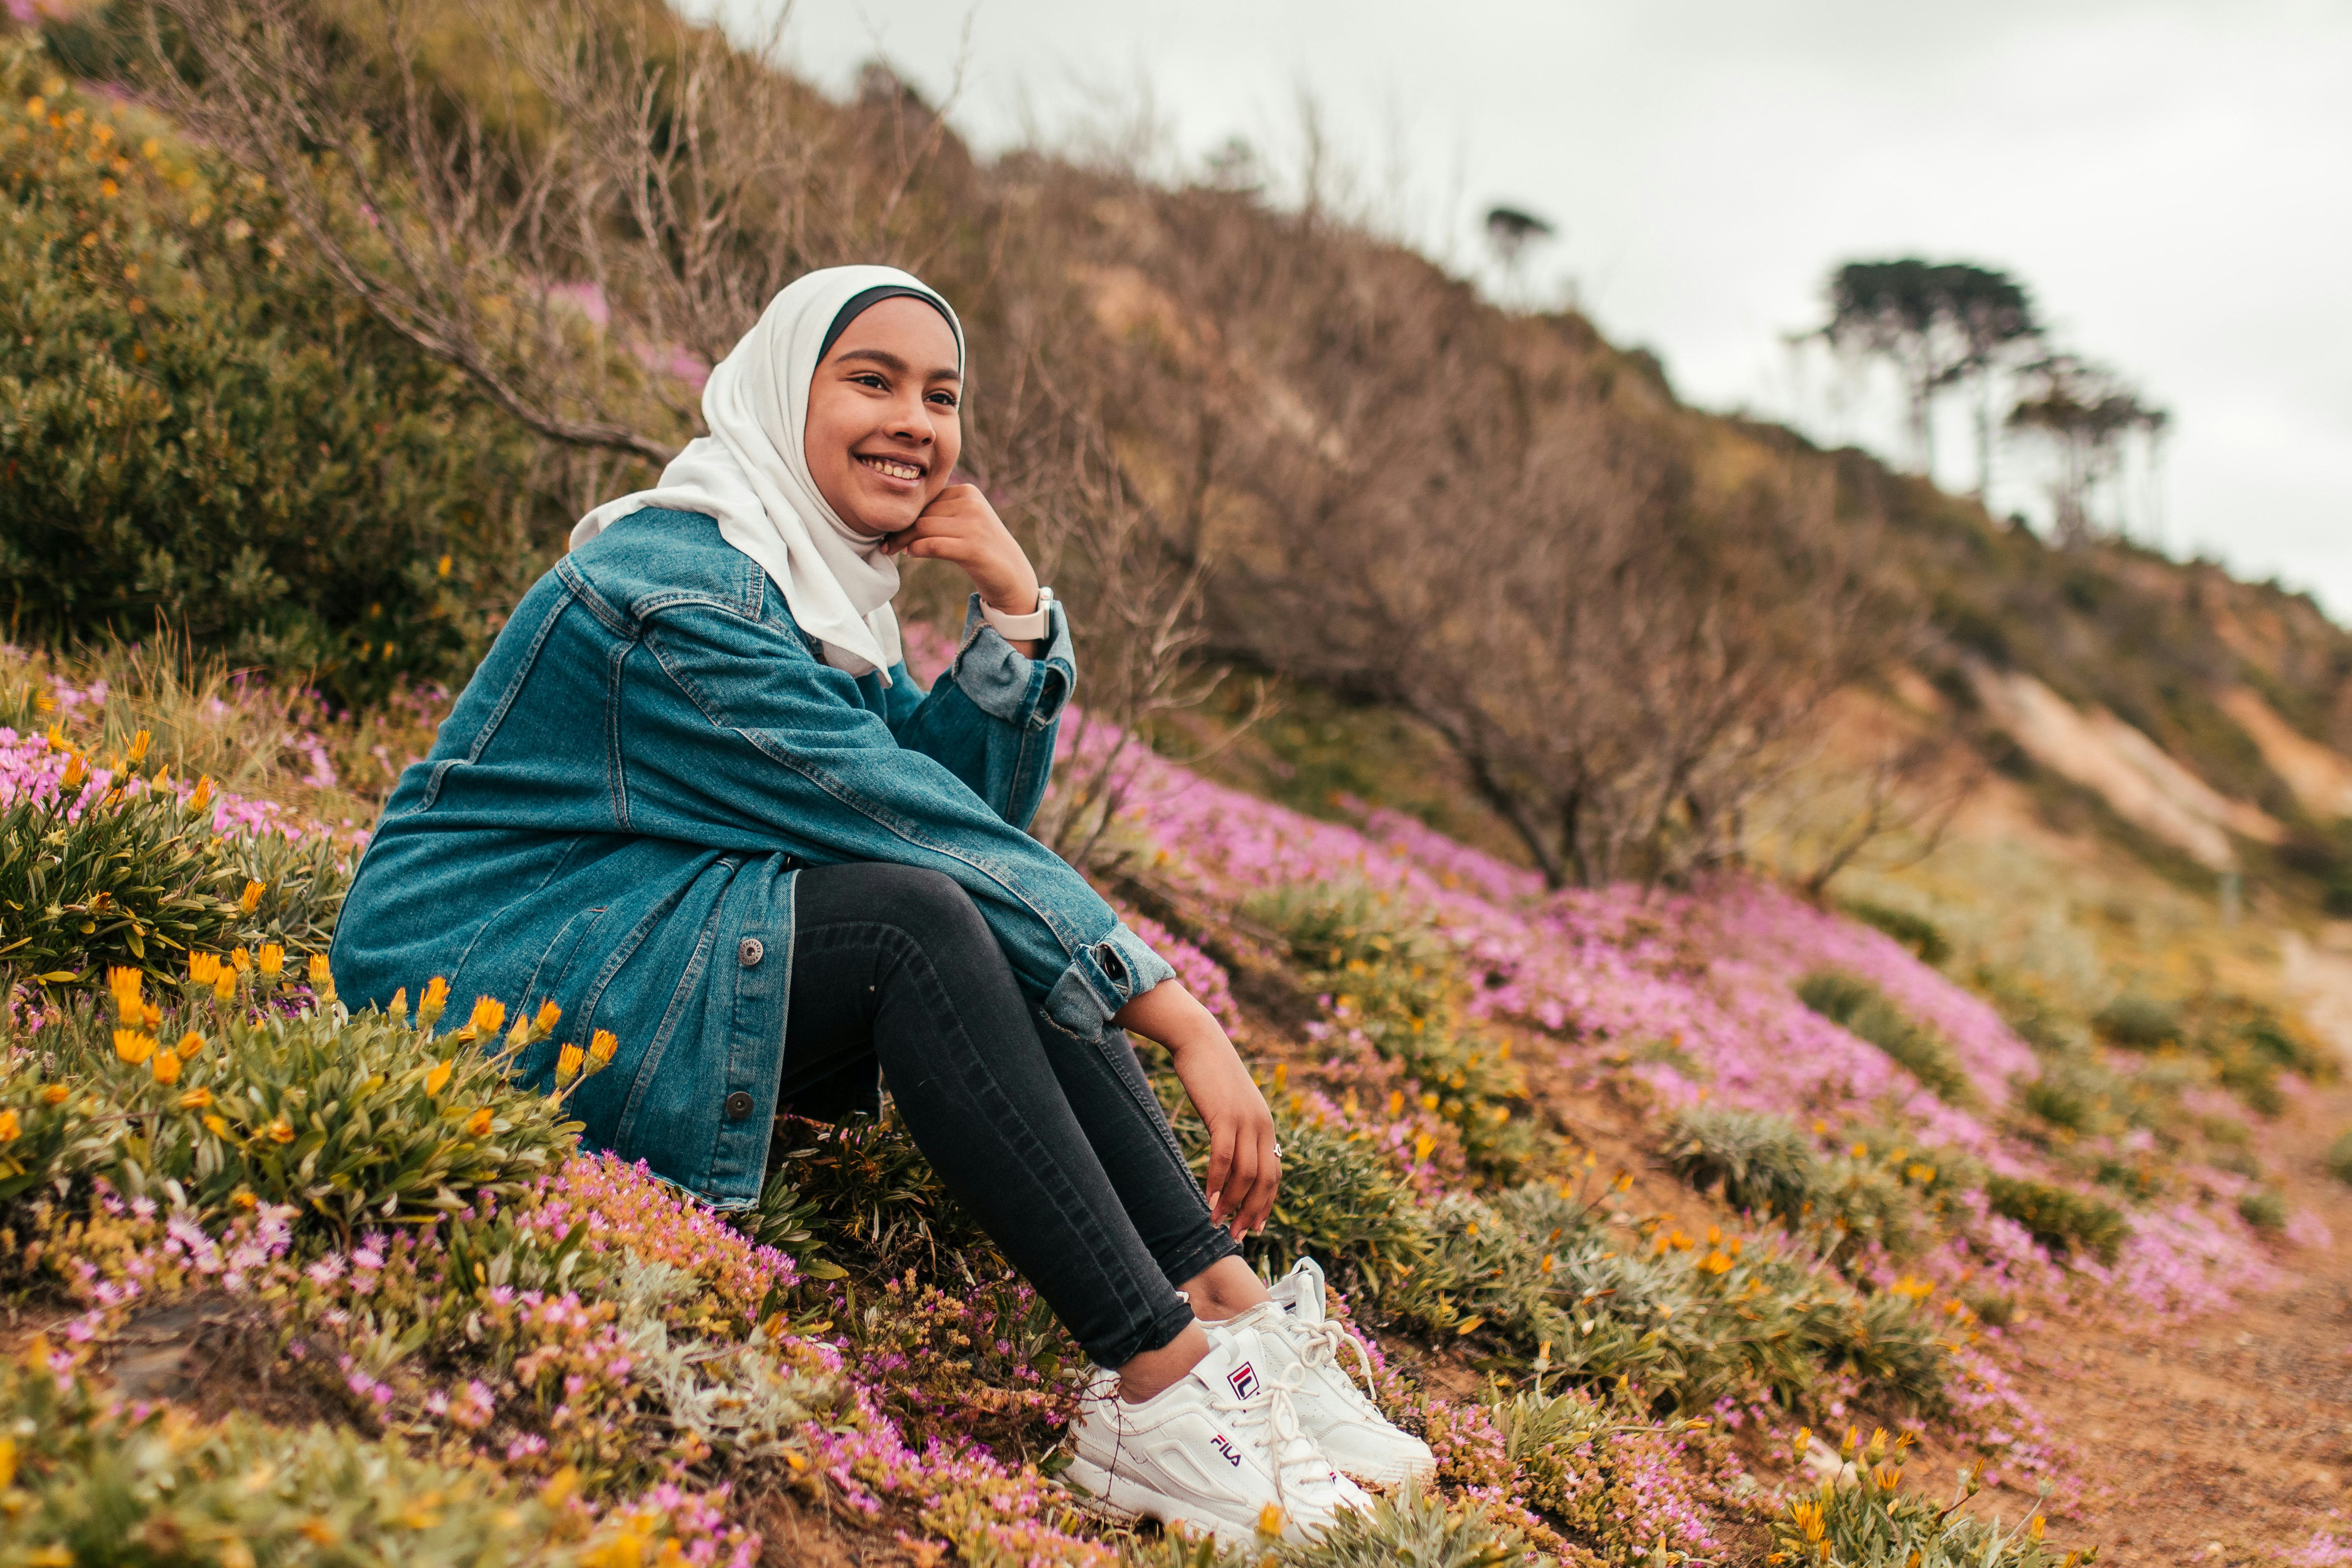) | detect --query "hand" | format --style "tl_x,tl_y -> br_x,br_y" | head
879,482 -> 1039,616
1113,981 -> 1280,1240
